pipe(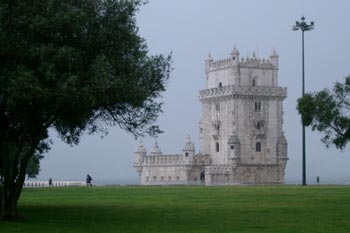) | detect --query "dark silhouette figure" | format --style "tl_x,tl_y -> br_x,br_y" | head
49,178 -> 52,186
316,176 -> 320,184
86,174 -> 93,186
